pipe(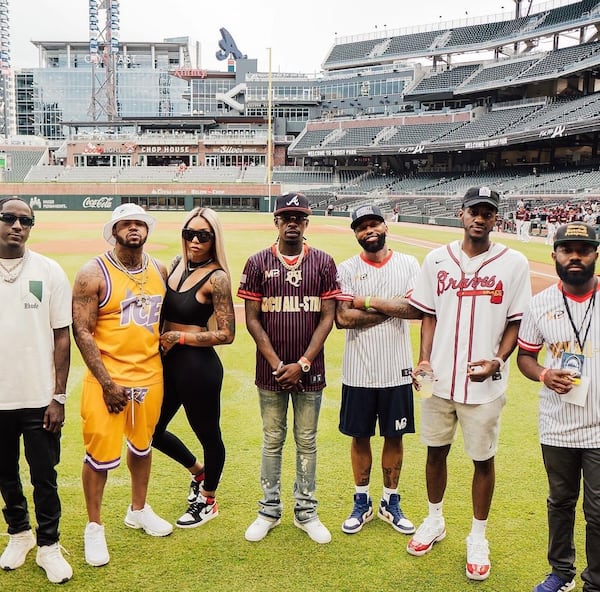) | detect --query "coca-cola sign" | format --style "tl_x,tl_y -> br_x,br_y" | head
83,196 -> 114,209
